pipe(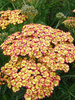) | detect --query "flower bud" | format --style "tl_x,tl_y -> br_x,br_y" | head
56,12 -> 66,19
